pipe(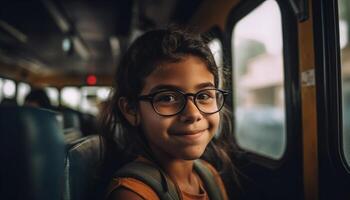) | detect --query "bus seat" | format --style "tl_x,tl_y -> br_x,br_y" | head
60,108 -> 83,143
63,135 -> 106,200
0,97 -> 18,106
63,135 -> 125,200
79,113 -> 99,136
0,106 -> 65,200
63,109 -> 81,129
56,106 -> 99,137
